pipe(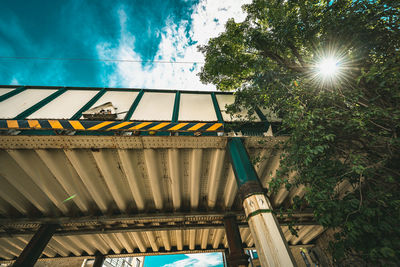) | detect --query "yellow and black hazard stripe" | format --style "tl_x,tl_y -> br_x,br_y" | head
0,120 -> 224,132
